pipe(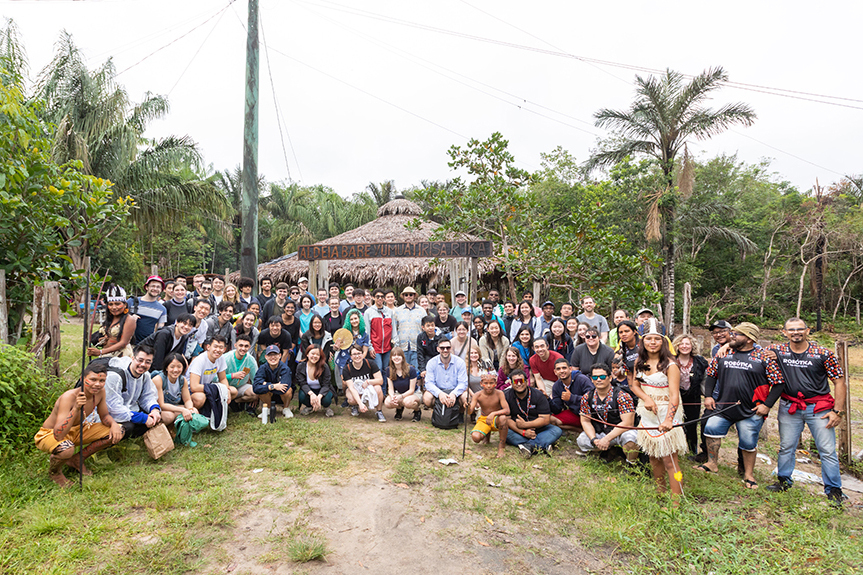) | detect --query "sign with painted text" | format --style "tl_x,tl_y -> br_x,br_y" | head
298,241 -> 492,261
